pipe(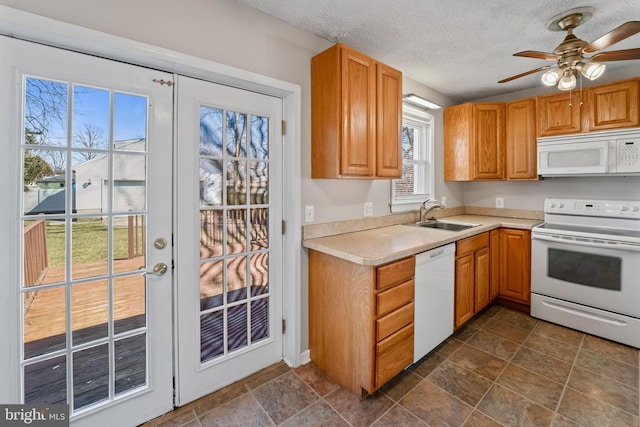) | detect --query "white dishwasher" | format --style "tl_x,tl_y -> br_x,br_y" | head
414,243 -> 455,362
